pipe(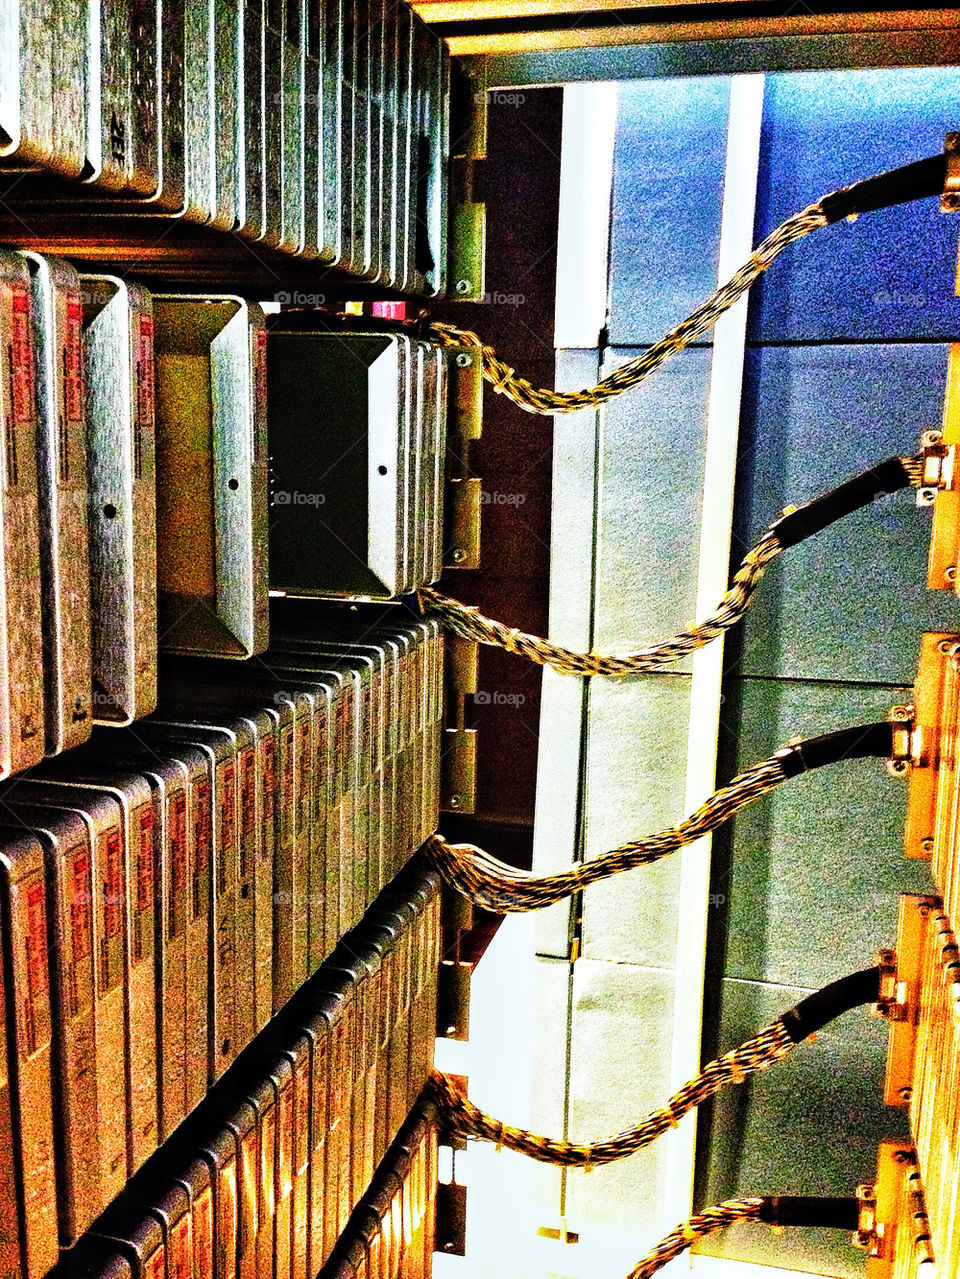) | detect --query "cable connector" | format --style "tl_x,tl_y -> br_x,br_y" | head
819,144 -> 951,224
765,456 -> 918,549
886,705 -> 915,778
773,721 -> 895,779
917,429 -> 954,506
